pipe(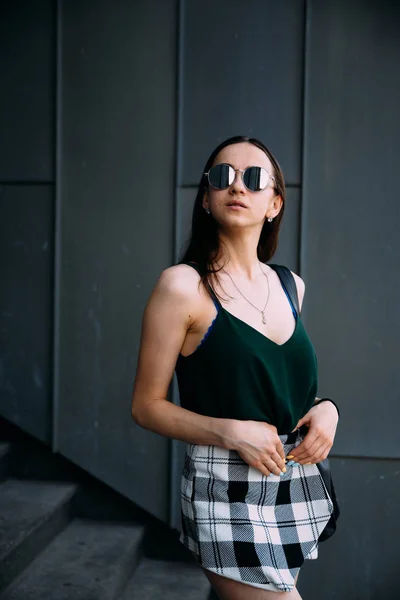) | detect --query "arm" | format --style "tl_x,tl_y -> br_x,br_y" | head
291,270 -> 305,313
131,265 -> 237,449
